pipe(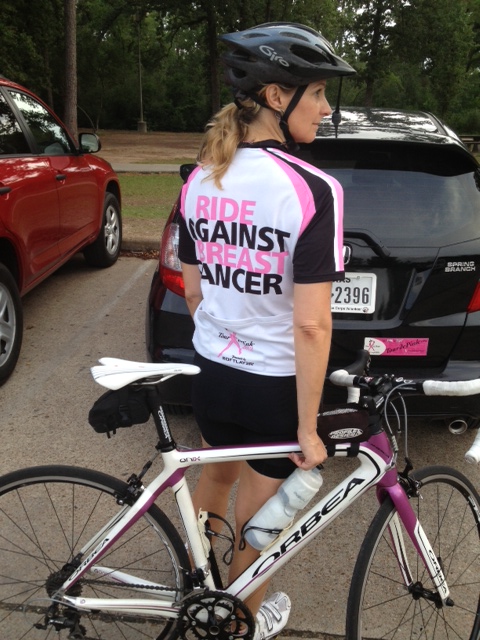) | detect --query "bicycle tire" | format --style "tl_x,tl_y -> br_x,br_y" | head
346,465 -> 480,639
0,464 -> 190,639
